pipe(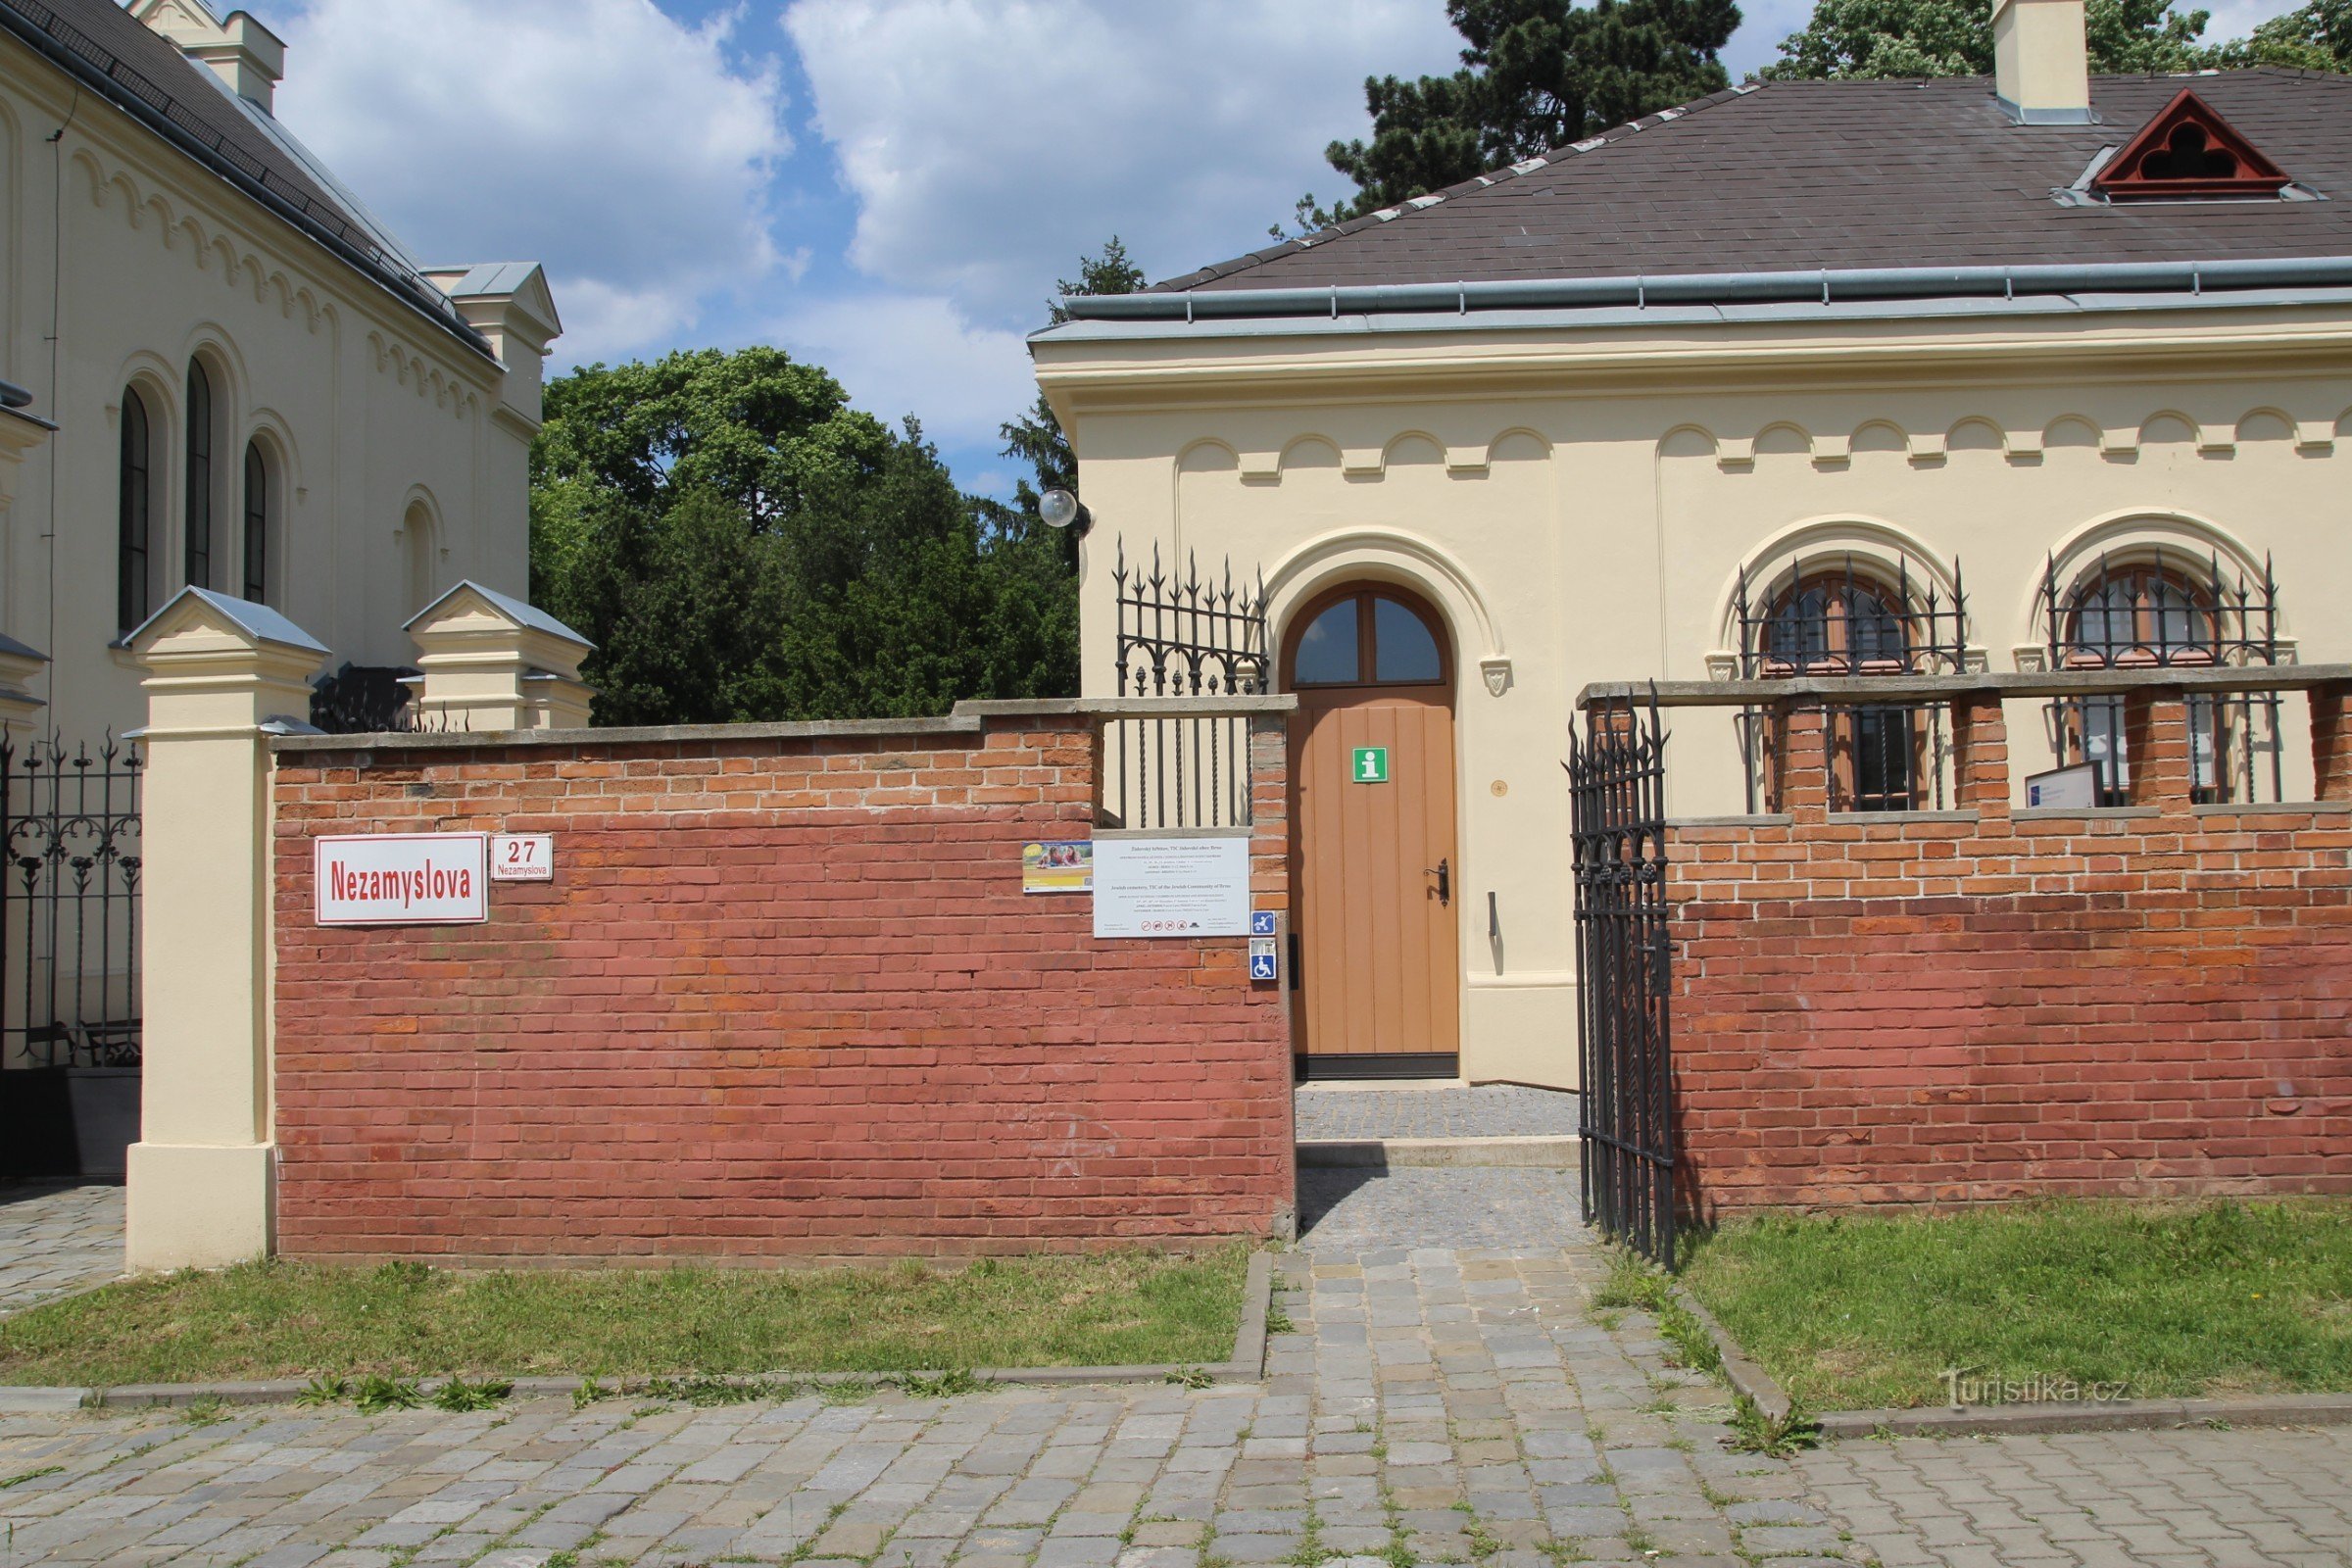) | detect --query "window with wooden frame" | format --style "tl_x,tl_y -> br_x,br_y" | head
2046,556 -> 2284,805
1285,587 -> 1447,690
1742,562 -> 1955,813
